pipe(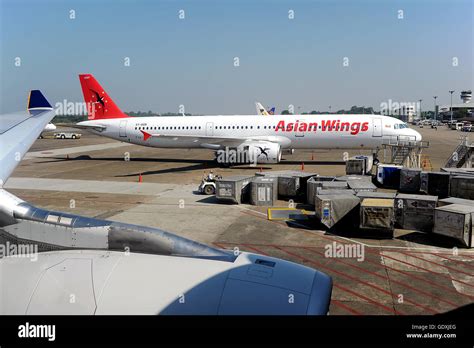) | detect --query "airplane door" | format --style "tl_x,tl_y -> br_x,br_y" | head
119,120 -> 127,137
372,118 -> 382,137
206,122 -> 214,136
295,119 -> 305,138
